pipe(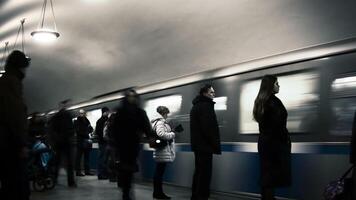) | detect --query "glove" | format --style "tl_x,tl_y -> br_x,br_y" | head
174,124 -> 184,133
